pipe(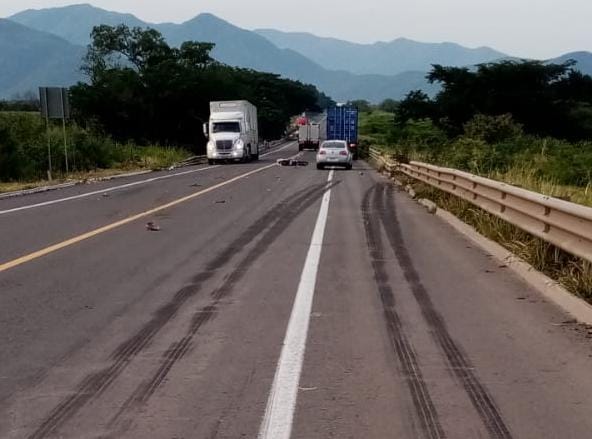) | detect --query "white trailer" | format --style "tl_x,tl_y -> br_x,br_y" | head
205,101 -> 259,164
298,123 -> 321,151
